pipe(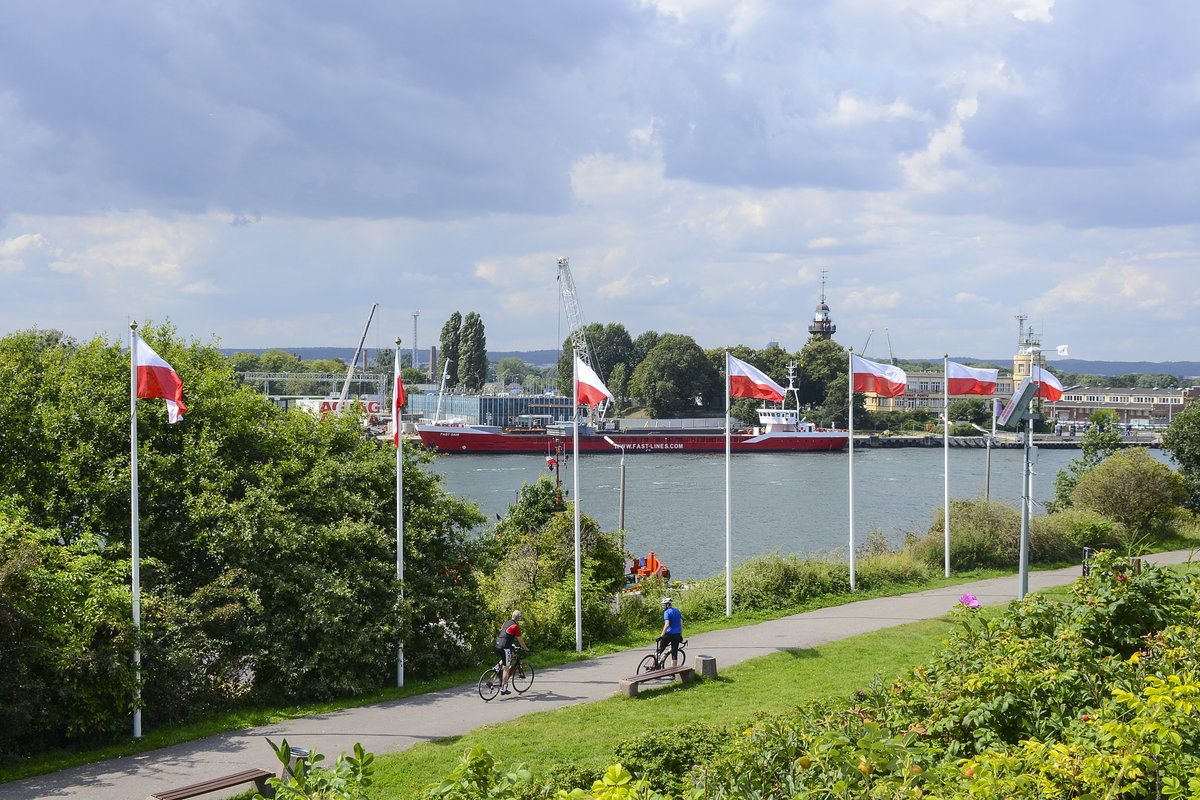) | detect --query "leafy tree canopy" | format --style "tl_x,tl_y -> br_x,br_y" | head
1162,398 -> 1200,511
628,334 -> 721,417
